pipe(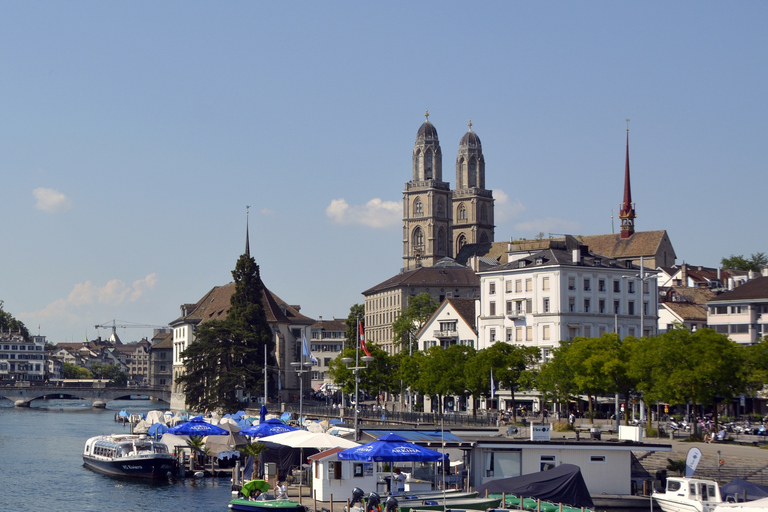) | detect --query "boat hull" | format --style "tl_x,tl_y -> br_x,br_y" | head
228,499 -> 307,512
83,455 -> 175,479
398,497 -> 501,512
